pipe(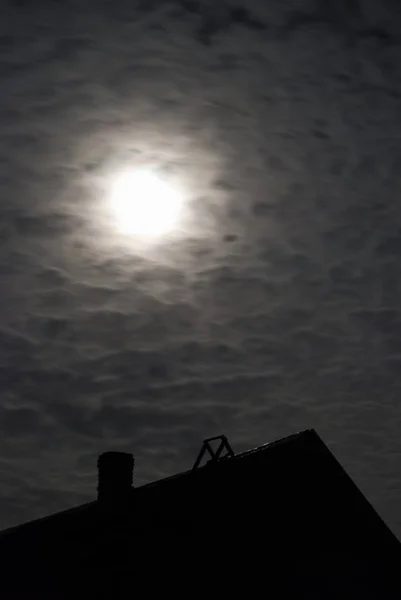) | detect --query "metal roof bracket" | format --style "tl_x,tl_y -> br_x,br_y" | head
192,435 -> 235,471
